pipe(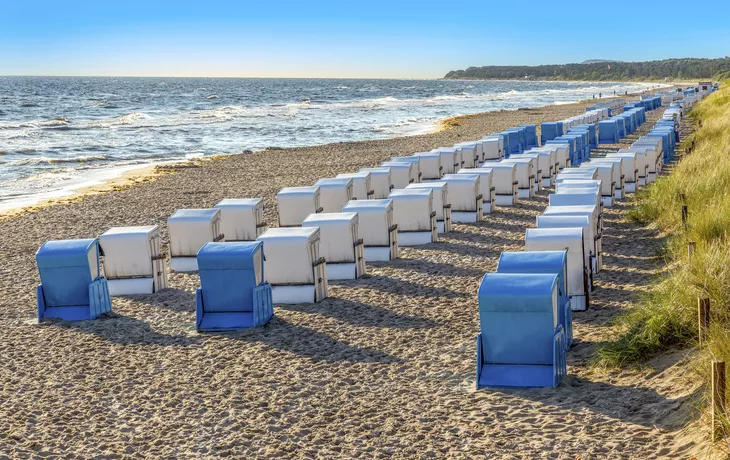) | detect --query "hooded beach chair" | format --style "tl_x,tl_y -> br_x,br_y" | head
389,156 -> 422,182
540,122 -> 561,145
99,226 -> 168,296
606,152 -> 639,193
257,227 -> 328,304
388,188 -> 438,246
168,209 -> 223,273
484,163 -> 518,206
499,158 -> 534,198
302,212 -> 366,280
380,162 -> 416,188
511,152 -> 549,192
214,198 -> 267,242
35,238 -> 112,321
458,168 -> 495,214
336,172 -> 373,200
617,149 -> 649,186
195,241 -> 273,331
480,137 -> 502,161
537,214 -> 596,285
497,250 -> 572,348
315,178 -> 354,213
406,182 -> 451,233
476,273 -> 567,388
587,158 -> 624,200
525,227 -> 589,311
543,204 -> 602,272
454,142 -> 479,168
598,119 -> 620,144
359,168 -> 393,199
431,147 -> 460,174
519,124 -> 538,148
522,150 -> 554,188
413,152 -> 443,181
441,173 -> 483,223
276,186 -> 322,227
342,199 -> 398,262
